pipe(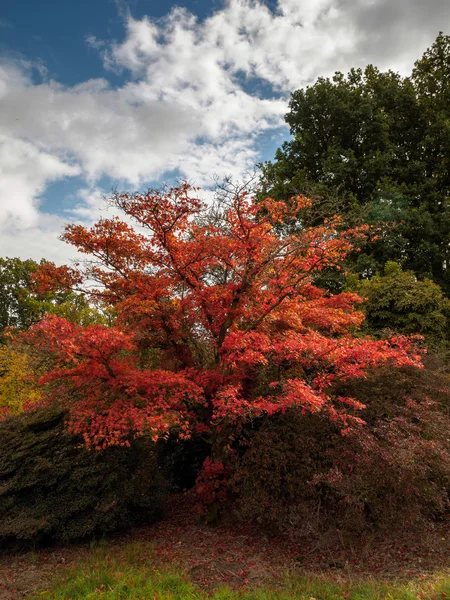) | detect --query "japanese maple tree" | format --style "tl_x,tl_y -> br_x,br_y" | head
25,185 -> 422,453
